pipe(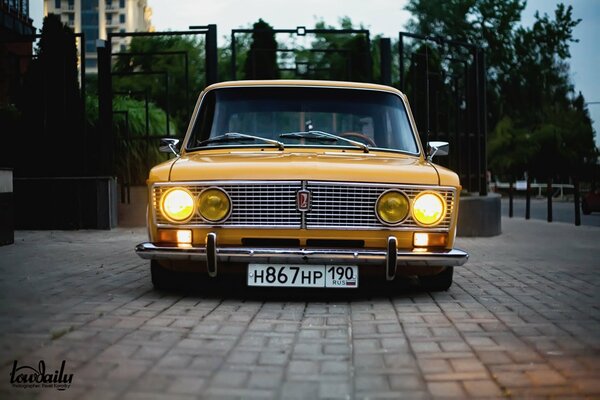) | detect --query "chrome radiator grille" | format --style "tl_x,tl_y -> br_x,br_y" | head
153,181 -> 455,230
154,181 -> 302,227
306,182 -> 454,229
